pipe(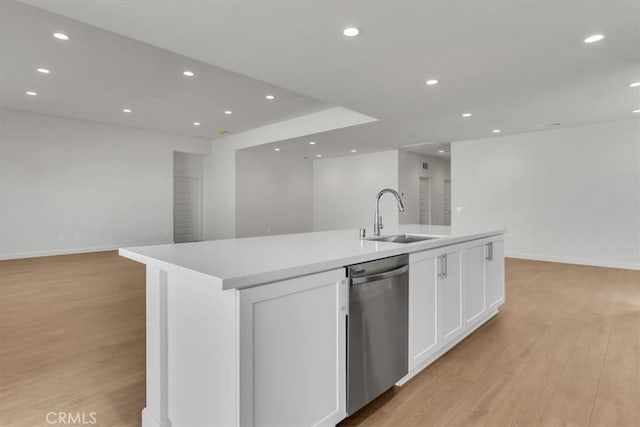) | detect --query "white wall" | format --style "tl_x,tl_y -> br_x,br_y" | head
202,107 -> 375,241
174,151 -> 204,178
235,150 -> 313,237
202,140 -> 236,240
452,118 -> 640,269
398,150 -> 451,225
313,150 -> 400,232
0,109 -> 209,259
